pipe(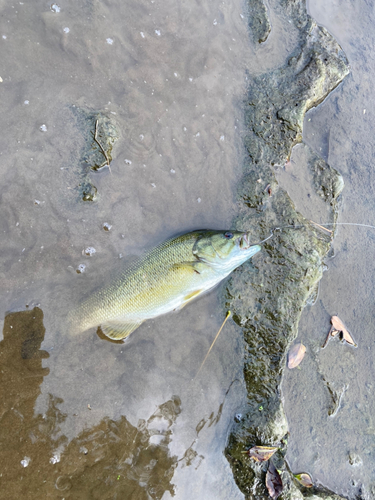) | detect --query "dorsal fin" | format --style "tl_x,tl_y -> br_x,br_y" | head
100,320 -> 143,340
